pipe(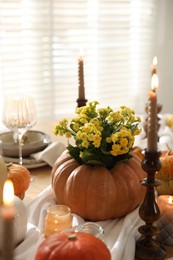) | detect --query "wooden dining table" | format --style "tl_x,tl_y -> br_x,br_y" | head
23,119 -> 173,259
23,119 -> 60,205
